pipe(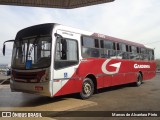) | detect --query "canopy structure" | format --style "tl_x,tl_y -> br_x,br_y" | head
0,0 -> 114,9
